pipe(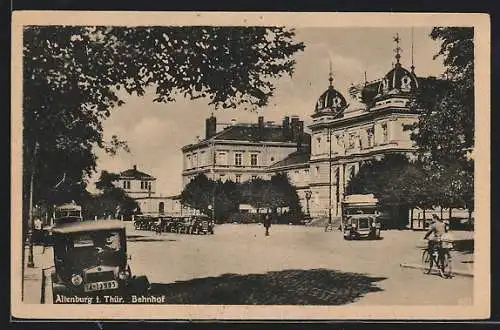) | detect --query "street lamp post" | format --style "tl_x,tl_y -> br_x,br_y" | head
27,142 -> 39,268
328,127 -> 333,226
211,139 -> 216,223
305,190 -> 312,216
